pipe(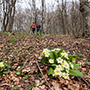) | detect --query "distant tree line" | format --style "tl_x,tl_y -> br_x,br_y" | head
0,0 -> 90,37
